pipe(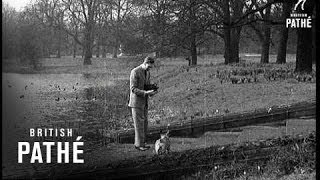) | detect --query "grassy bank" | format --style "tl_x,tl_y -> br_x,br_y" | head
2,55 -> 316,130
148,56 -> 316,127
